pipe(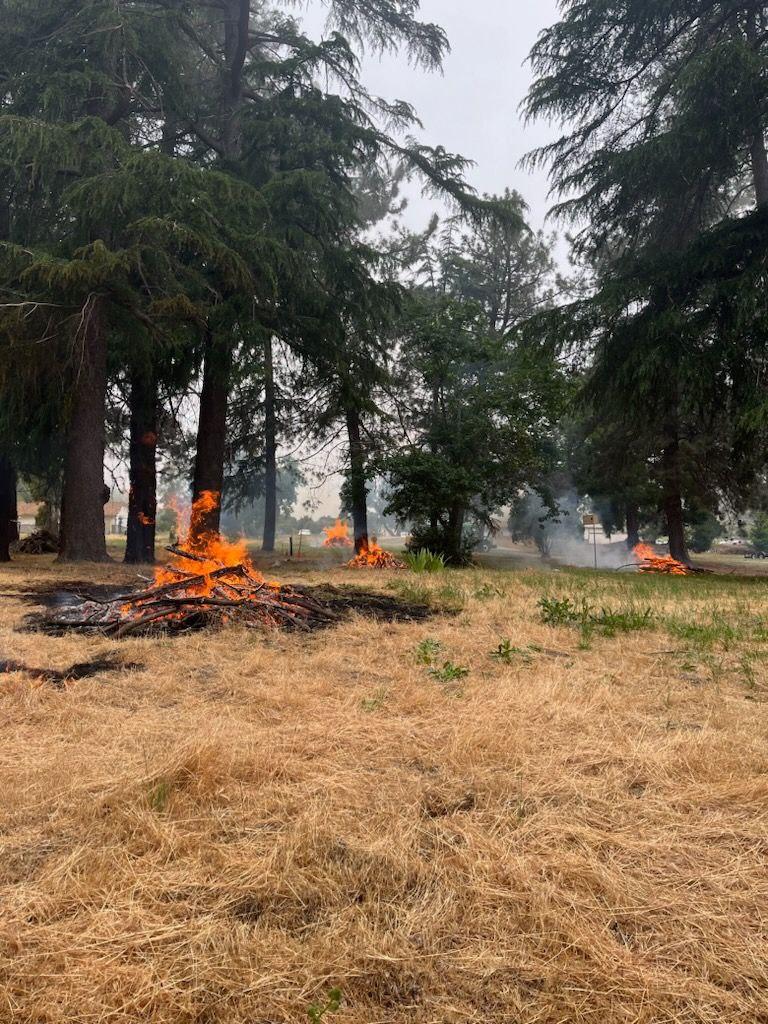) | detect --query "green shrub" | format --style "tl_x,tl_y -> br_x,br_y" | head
750,512 -> 768,554
473,583 -> 507,601
590,606 -> 653,635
